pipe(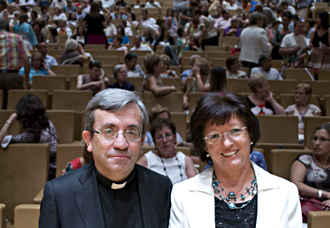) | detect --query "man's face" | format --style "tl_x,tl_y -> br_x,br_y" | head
38,43 -> 48,56
134,36 -> 141,47
77,6 -> 83,13
126,58 -> 137,70
141,11 -> 148,20
223,12 -> 229,20
83,104 -> 144,180
261,57 -> 272,71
